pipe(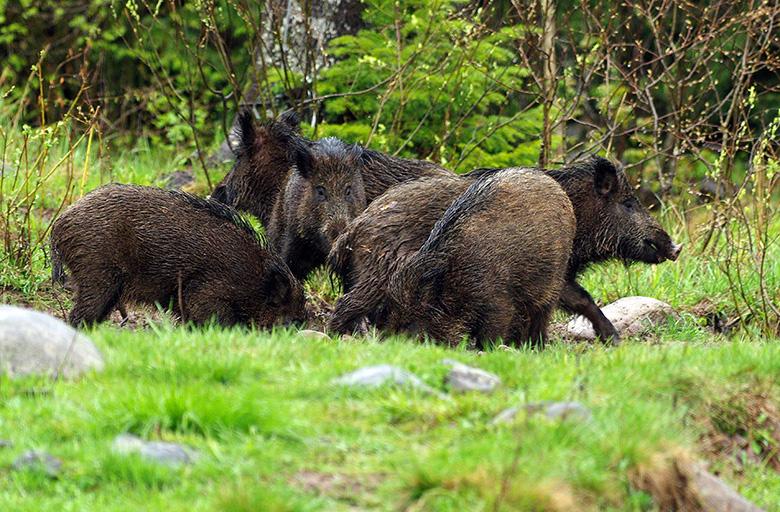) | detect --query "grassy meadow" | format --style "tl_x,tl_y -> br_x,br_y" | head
2,326 -> 780,511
